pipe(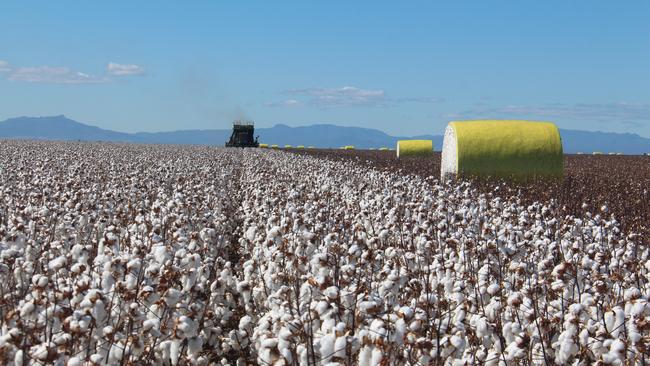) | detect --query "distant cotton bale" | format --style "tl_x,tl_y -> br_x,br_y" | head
284,145 -> 293,148
396,140 -> 433,158
259,143 -> 269,148
592,151 -> 603,155
271,144 -> 279,149
308,146 -> 315,149
297,145 -> 305,149
343,145 -> 355,150
379,147 -> 389,151
441,120 -> 563,179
